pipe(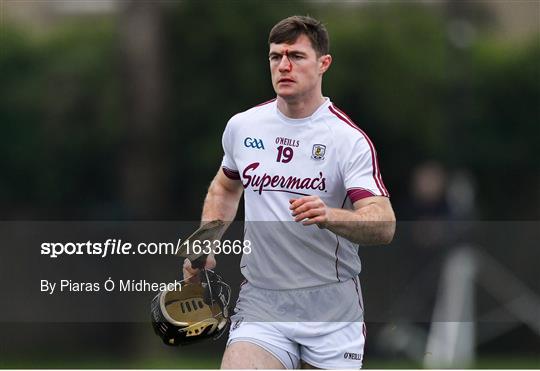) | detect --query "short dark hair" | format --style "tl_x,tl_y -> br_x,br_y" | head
268,15 -> 329,56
